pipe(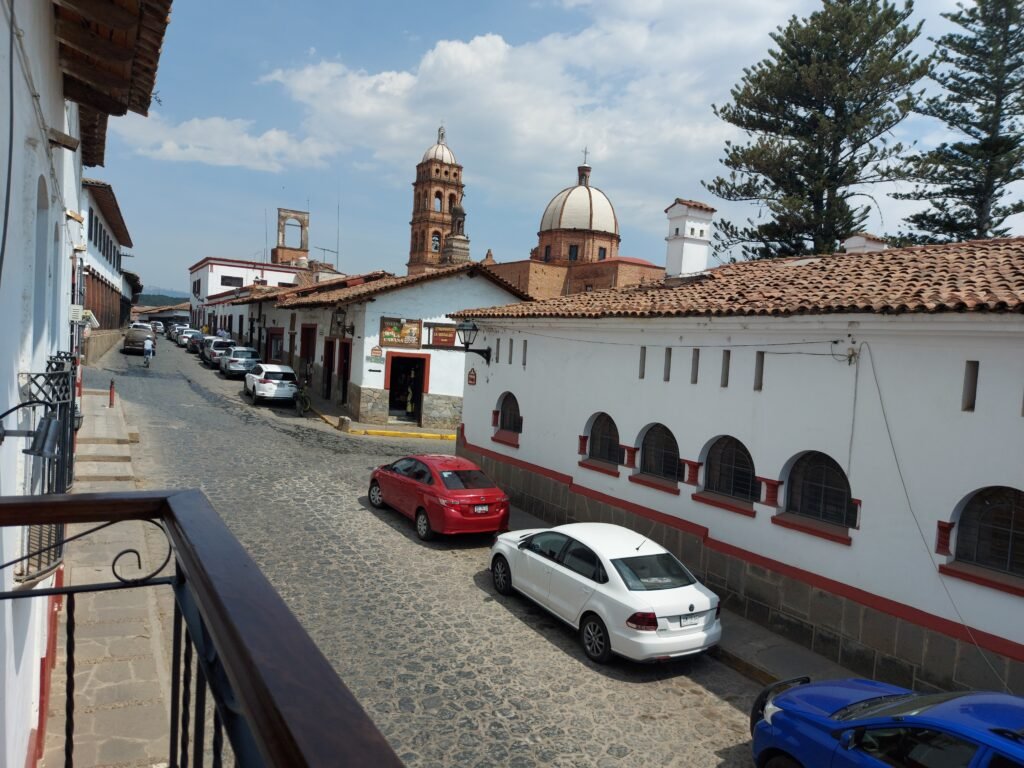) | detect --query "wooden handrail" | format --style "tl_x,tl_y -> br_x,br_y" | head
0,490 -> 403,767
